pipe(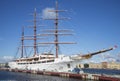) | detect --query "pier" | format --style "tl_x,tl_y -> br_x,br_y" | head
1,68 -> 120,81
